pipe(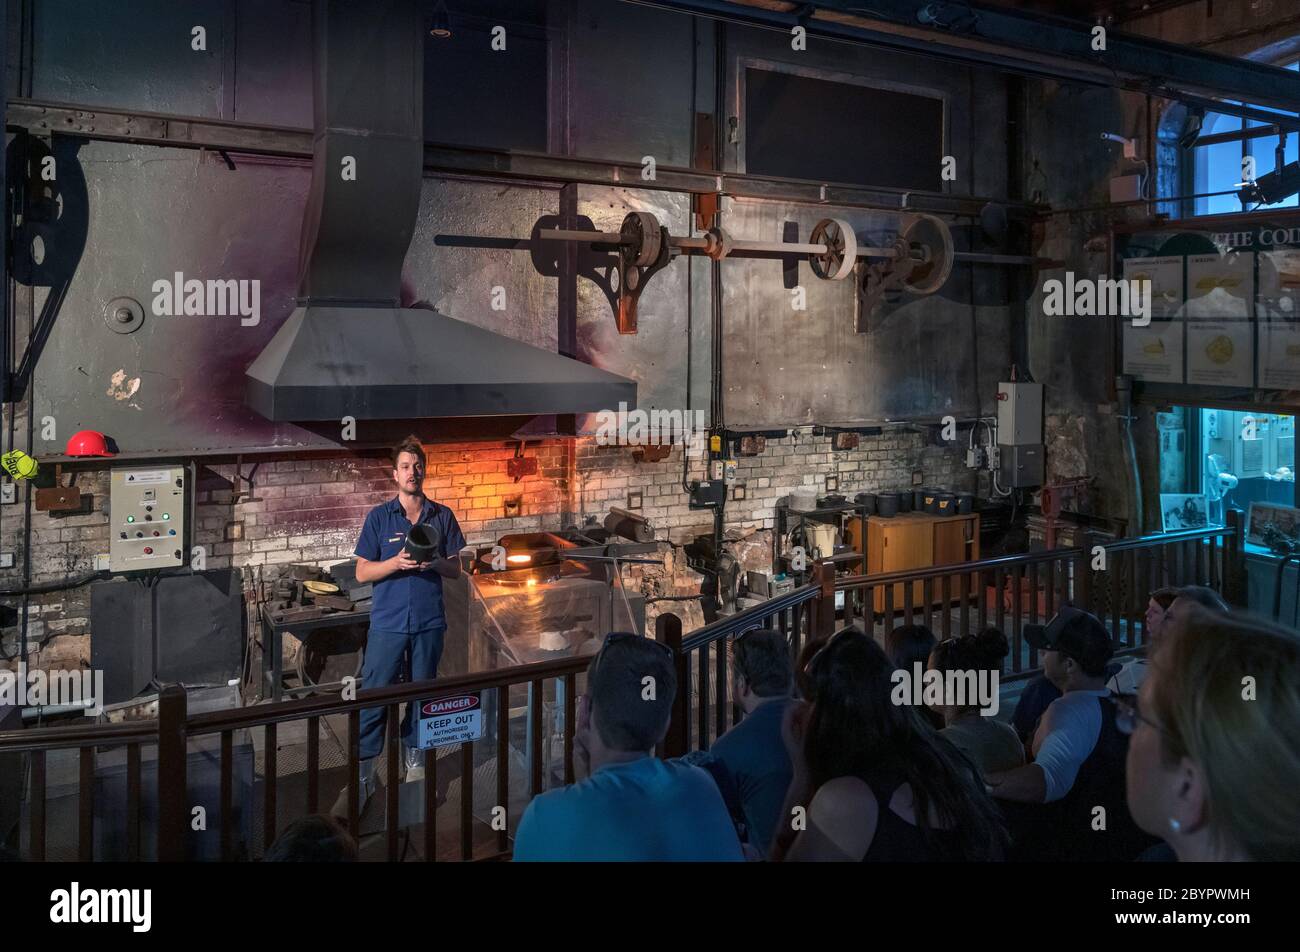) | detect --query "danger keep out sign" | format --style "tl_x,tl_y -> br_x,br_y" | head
415,694 -> 484,749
